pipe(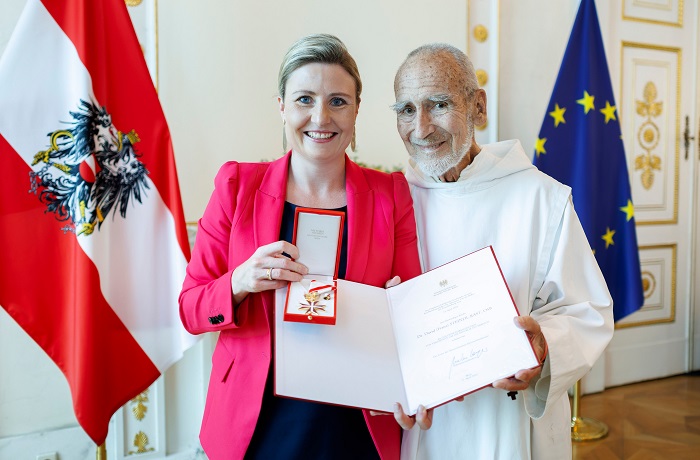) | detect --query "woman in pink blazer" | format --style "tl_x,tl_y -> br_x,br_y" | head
179,34 -> 421,460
